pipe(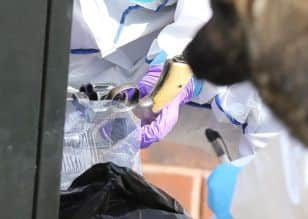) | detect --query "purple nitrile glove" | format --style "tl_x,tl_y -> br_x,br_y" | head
138,64 -> 195,148
137,65 -> 163,98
